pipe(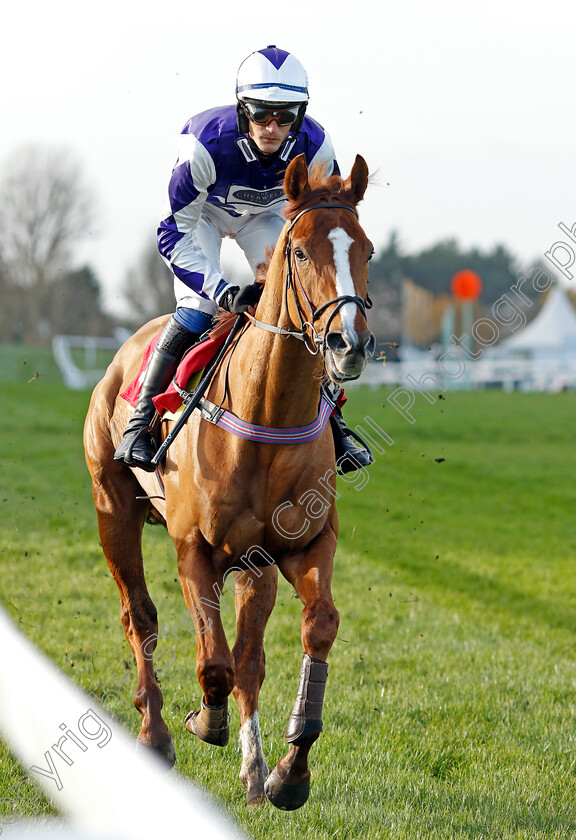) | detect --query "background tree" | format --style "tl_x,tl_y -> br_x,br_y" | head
50,265 -> 115,336
0,144 -> 97,342
0,250 -> 24,342
367,233 -> 543,352
405,240 -> 524,303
